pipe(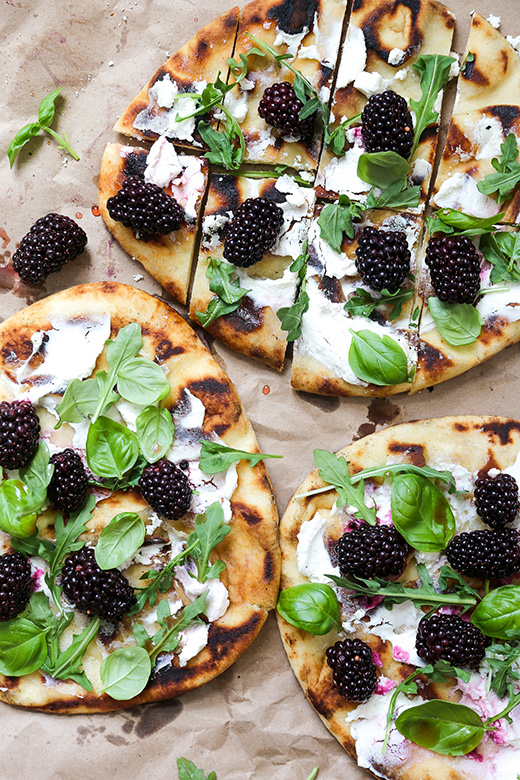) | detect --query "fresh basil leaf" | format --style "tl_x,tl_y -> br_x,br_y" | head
106,322 -> 142,368
410,55 -> 454,159
186,502 -> 231,583
317,195 -> 363,253
427,208 -> 502,237
116,357 -> 170,406
0,480 -> 38,538
136,406 -> 174,463
56,377 -> 100,426
177,758 -> 217,780
277,583 -> 340,635
0,616 -> 49,676
366,182 -> 421,210
37,87 -> 62,127
313,449 -> 377,525
395,700 -> 485,756
471,585 -> 520,639
19,441 -> 54,512
391,473 -> 455,552
95,513 -> 146,570
7,122 -> 41,167
428,298 -> 483,346
100,646 -> 151,701
199,440 -> 282,475
477,134 -> 520,204
349,330 -> 409,386
344,287 -> 413,321
357,151 -> 409,189
481,231 -> 520,284
86,416 -> 139,479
